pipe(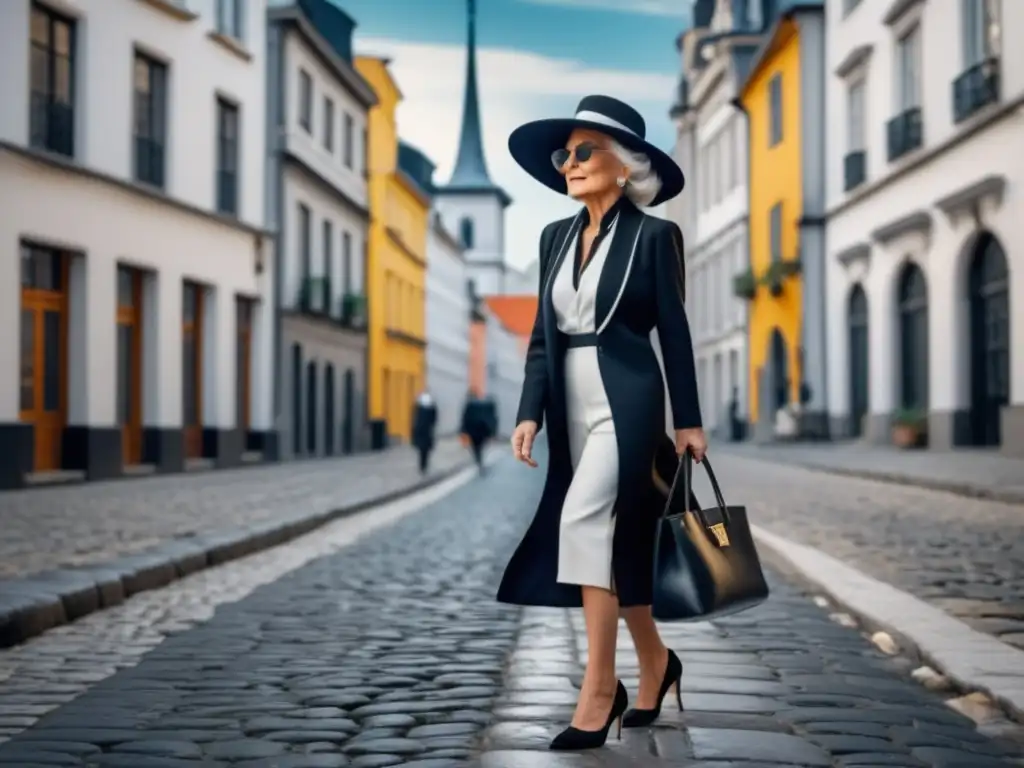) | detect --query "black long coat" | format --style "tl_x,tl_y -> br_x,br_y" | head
496,199 -> 702,609
412,401 -> 437,451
